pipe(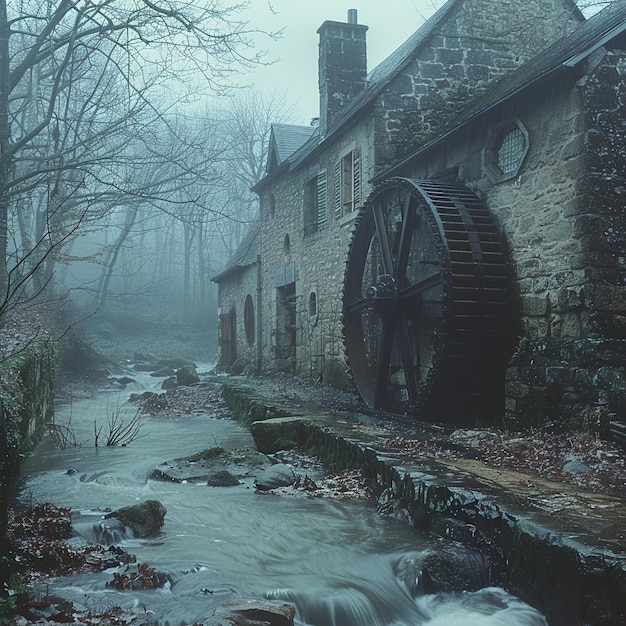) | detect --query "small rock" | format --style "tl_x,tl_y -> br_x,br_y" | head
207,470 -> 240,487
563,459 -> 591,474
254,464 -> 295,491
110,376 -> 136,386
206,598 -> 295,626
176,365 -> 199,386
161,376 -> 178,390
151,368 -> 176,378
